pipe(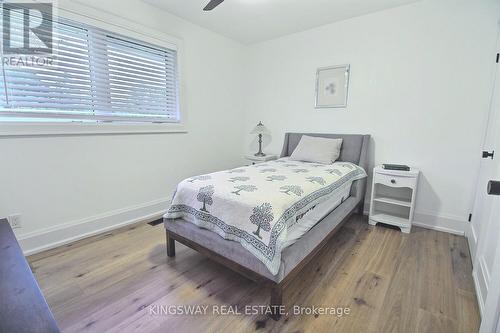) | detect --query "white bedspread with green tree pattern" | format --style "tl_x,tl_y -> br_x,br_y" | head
165,158 -> 366,275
